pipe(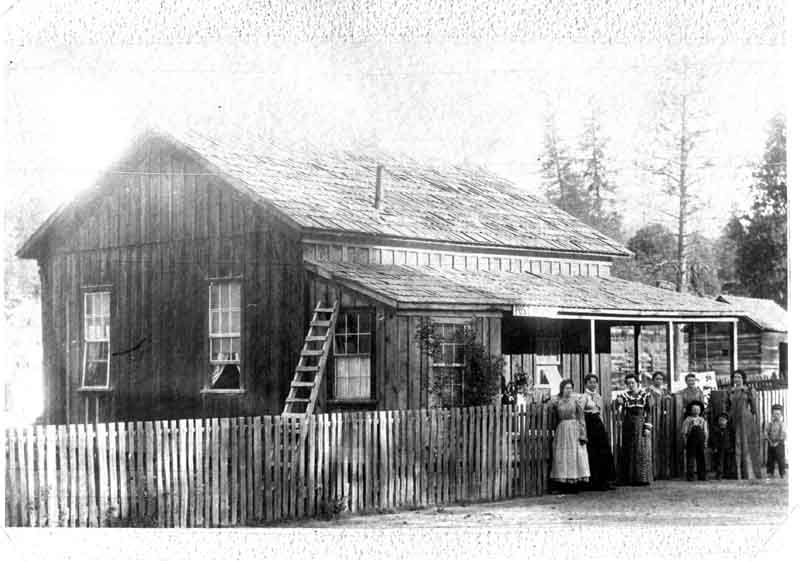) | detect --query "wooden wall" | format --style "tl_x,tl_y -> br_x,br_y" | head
687,321 -> 787,380
303,241 -> 612,277
37,139 -> 306,424
307,277 -> 502,412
